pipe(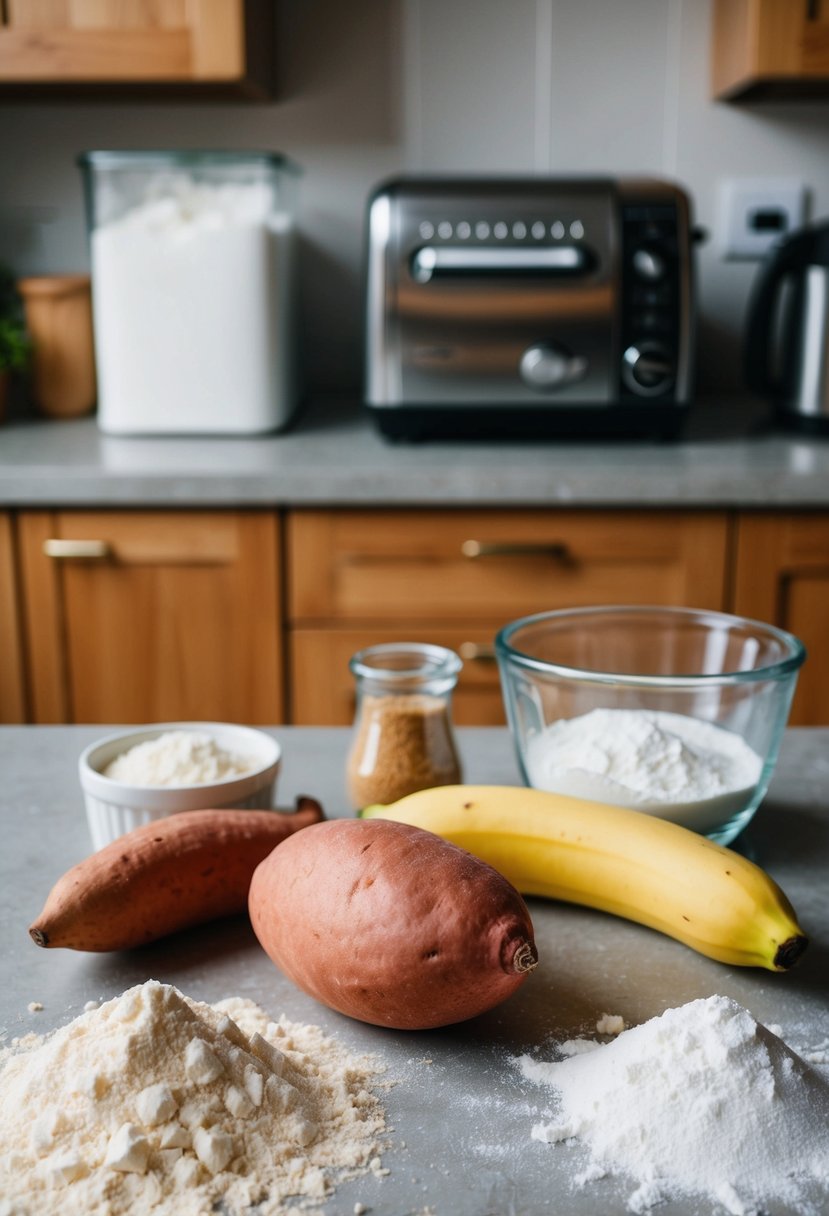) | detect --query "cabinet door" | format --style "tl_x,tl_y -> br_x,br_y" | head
713,0 -> 829,99
0,0 -> 271,94
18,510 -> 282,725
0,513 -> 26,723
733,513 -> 829,725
